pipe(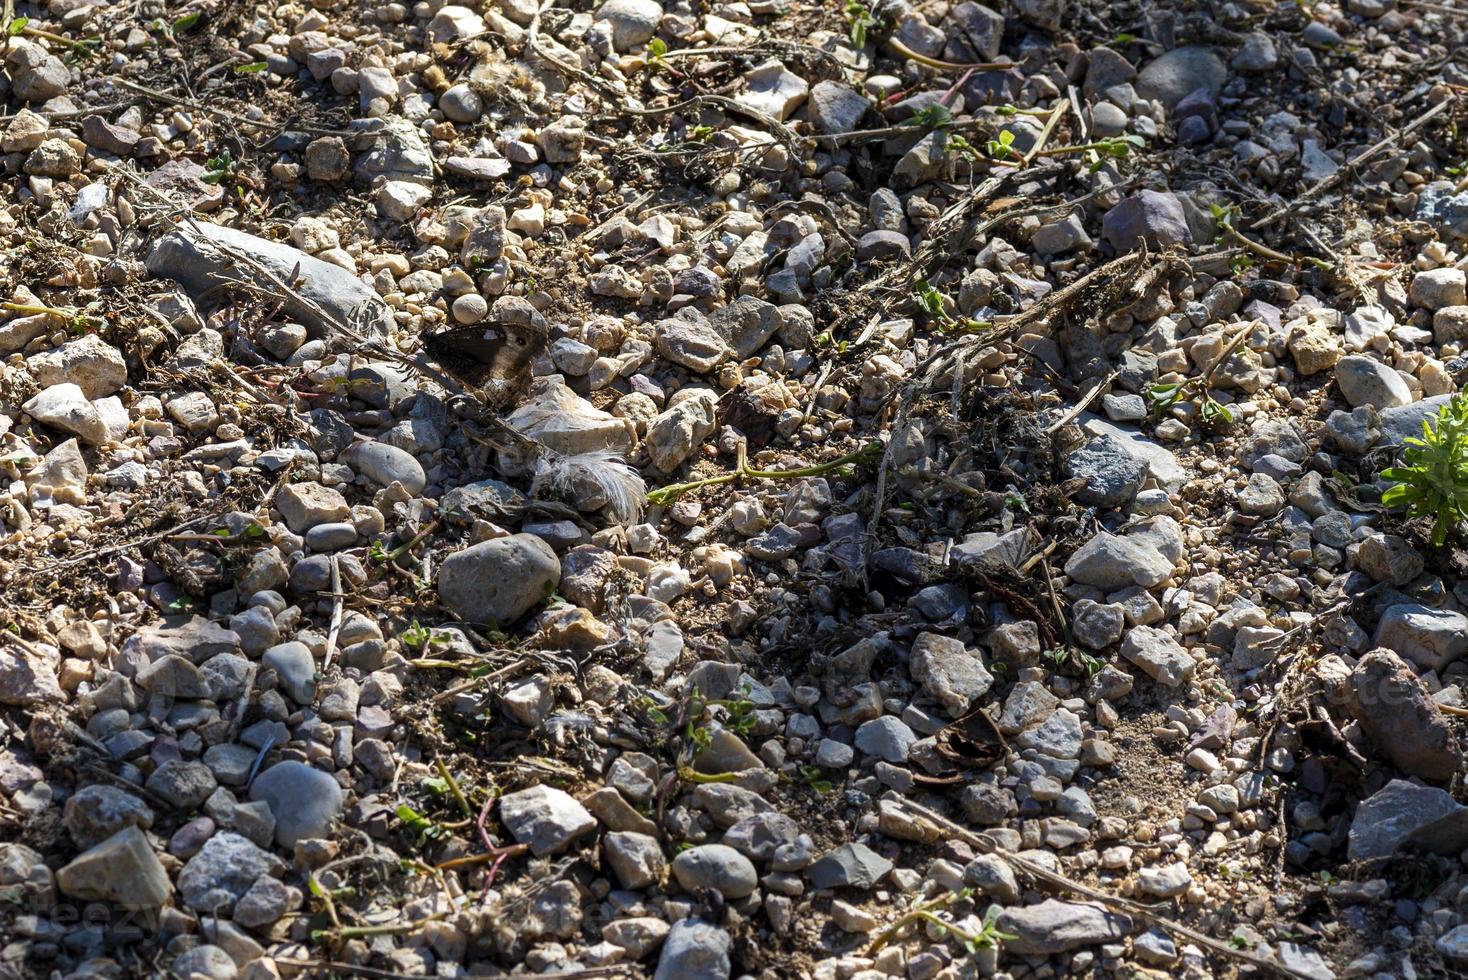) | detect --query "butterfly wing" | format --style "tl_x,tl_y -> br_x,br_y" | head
424,320 -> 547,382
